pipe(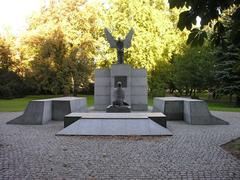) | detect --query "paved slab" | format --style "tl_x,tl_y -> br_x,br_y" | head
65,112 -> 165,119
57,118 -> 172,136
1,111 -> 240,179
